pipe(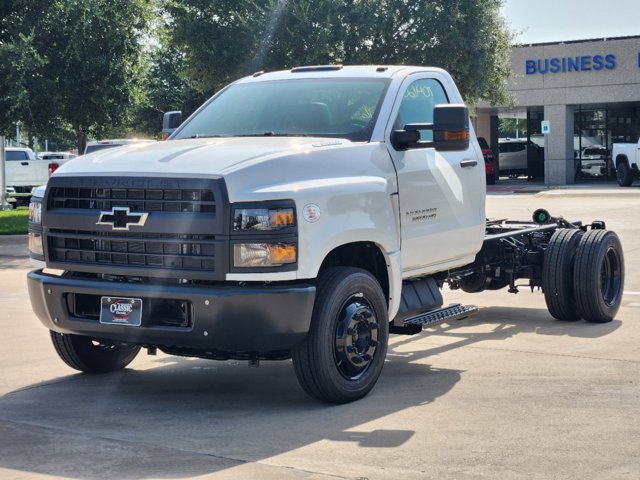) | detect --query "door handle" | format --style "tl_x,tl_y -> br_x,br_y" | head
21,162 -> 29,166
460,159 -> 478,168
